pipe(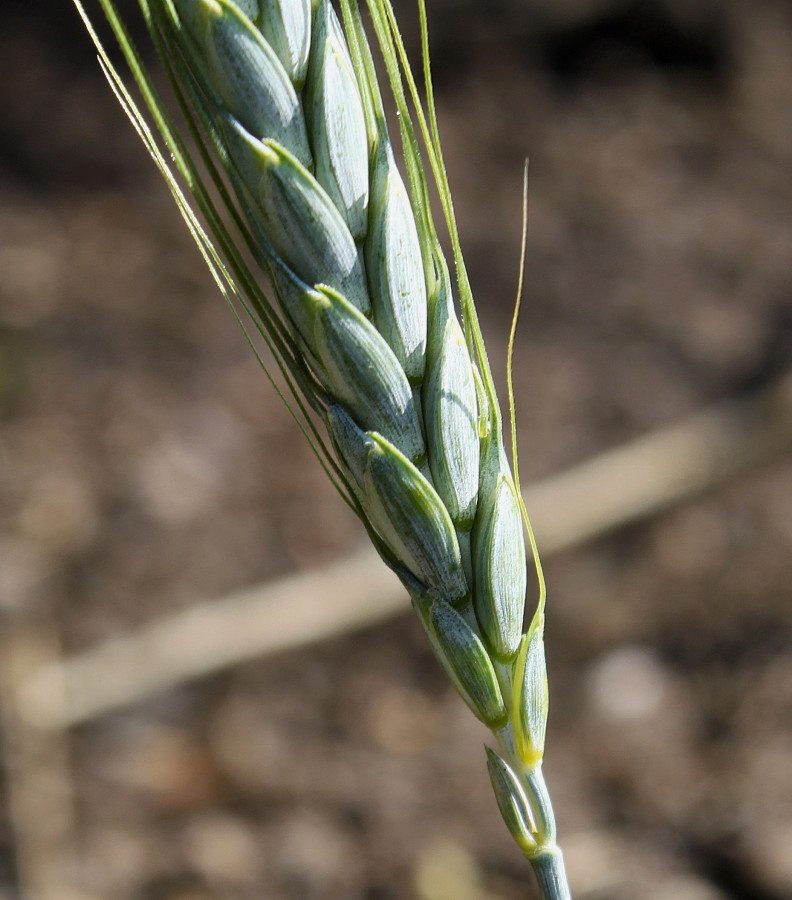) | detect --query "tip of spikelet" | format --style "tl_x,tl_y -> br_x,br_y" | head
171,0 -> 223,36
